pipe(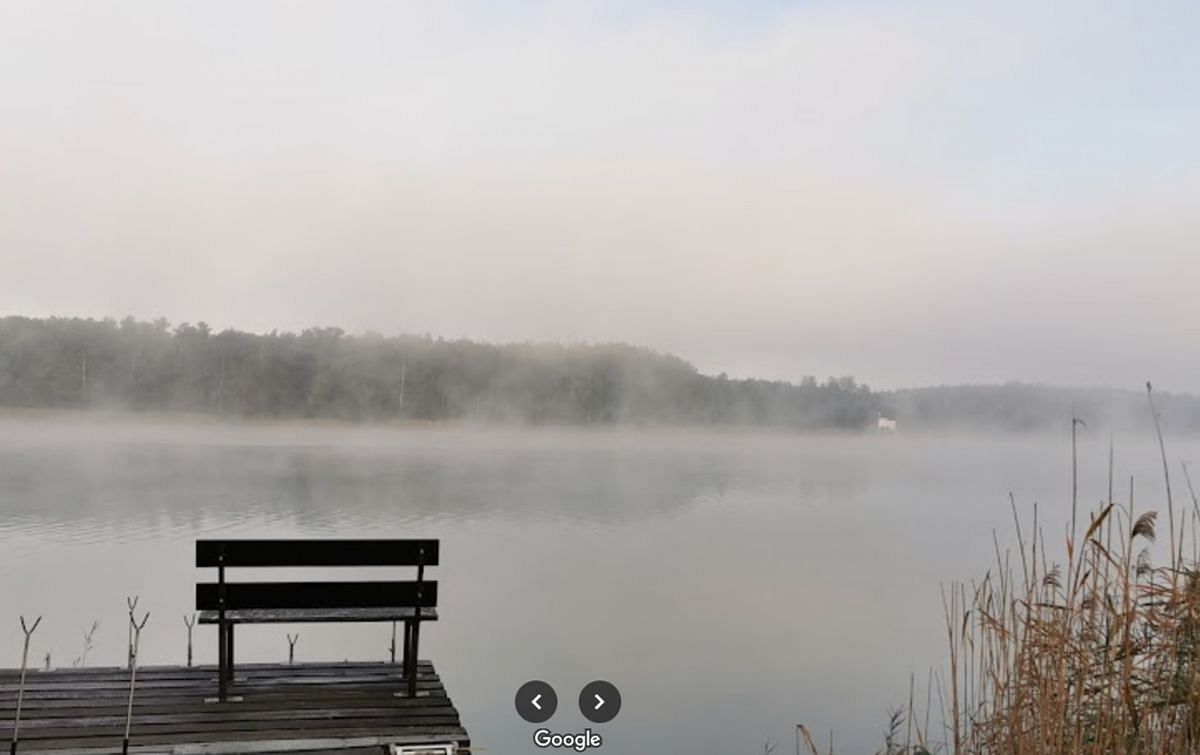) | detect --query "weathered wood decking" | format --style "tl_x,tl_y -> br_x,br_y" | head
0,661 -> 470,754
